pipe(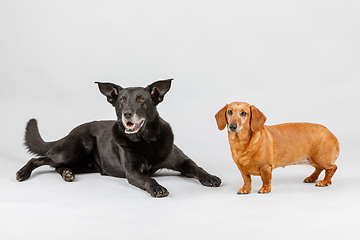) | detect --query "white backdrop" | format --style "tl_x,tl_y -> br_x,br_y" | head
1,1 -> 359,239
